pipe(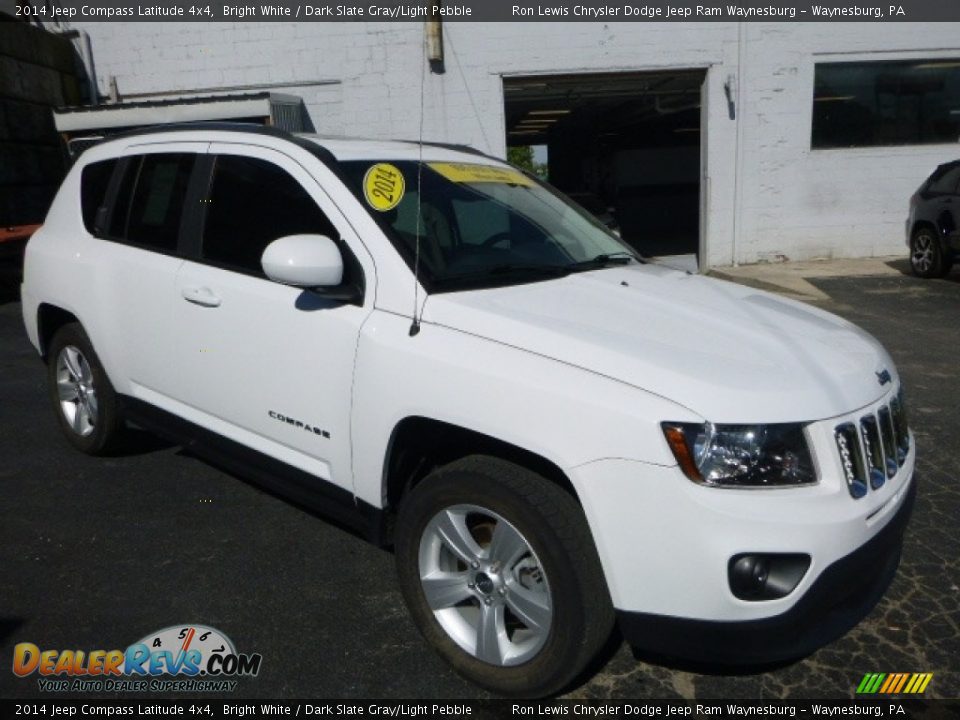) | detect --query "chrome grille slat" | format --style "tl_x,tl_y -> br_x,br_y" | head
890,391 -> 909,465
877,406 -> 898,479
835,423 -> 867,499
860,415 -> 886,491
835,391 -> 909,500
